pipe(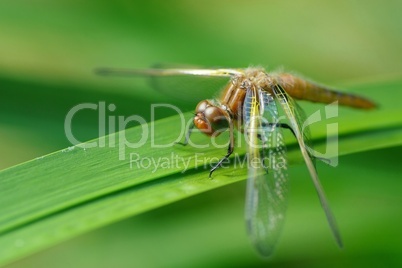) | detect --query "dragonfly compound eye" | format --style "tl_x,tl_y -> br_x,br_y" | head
194,106 -> 229,137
